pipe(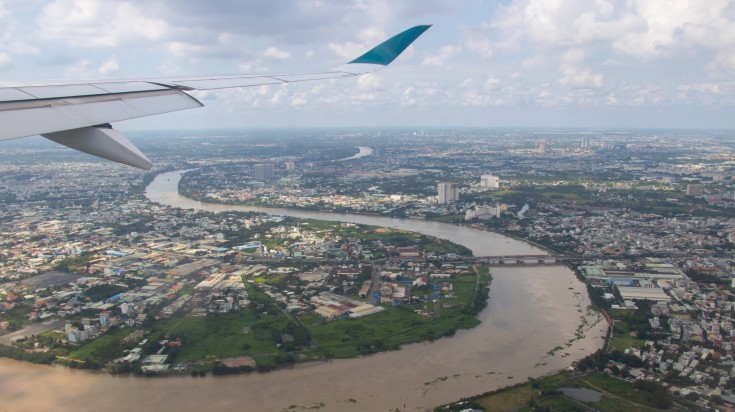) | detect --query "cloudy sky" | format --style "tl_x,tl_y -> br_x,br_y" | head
1,0 -> 735,130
